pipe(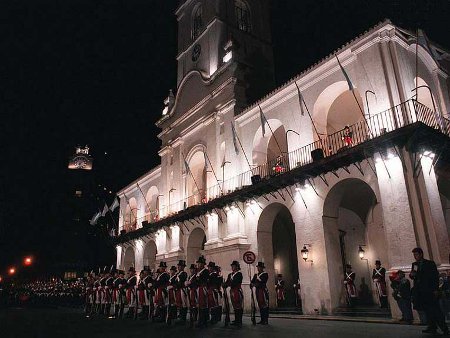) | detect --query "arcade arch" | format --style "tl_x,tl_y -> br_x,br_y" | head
123,246 -> 135,270
186,149 -> 207,207
143,240 -> 157,270
186,227 -> 206,265
145,186 -> 160,222
124,197 -> 138,231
